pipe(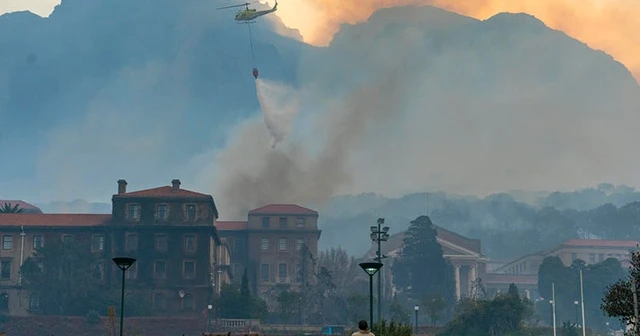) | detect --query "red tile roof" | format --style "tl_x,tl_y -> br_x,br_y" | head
484,273 -> 538,285
0,214 -> 111,227
0,200 -> 43,214
562,239 -> 640,248
249,204 -> 318,215
115,186 -> 210,198
216,221 -> 248,231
